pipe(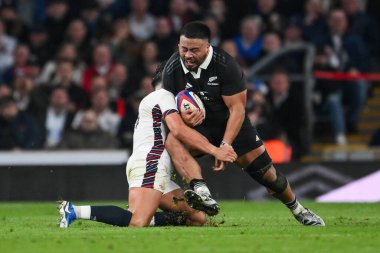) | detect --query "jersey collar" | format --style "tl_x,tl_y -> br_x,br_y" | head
180,46 -> 213,79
